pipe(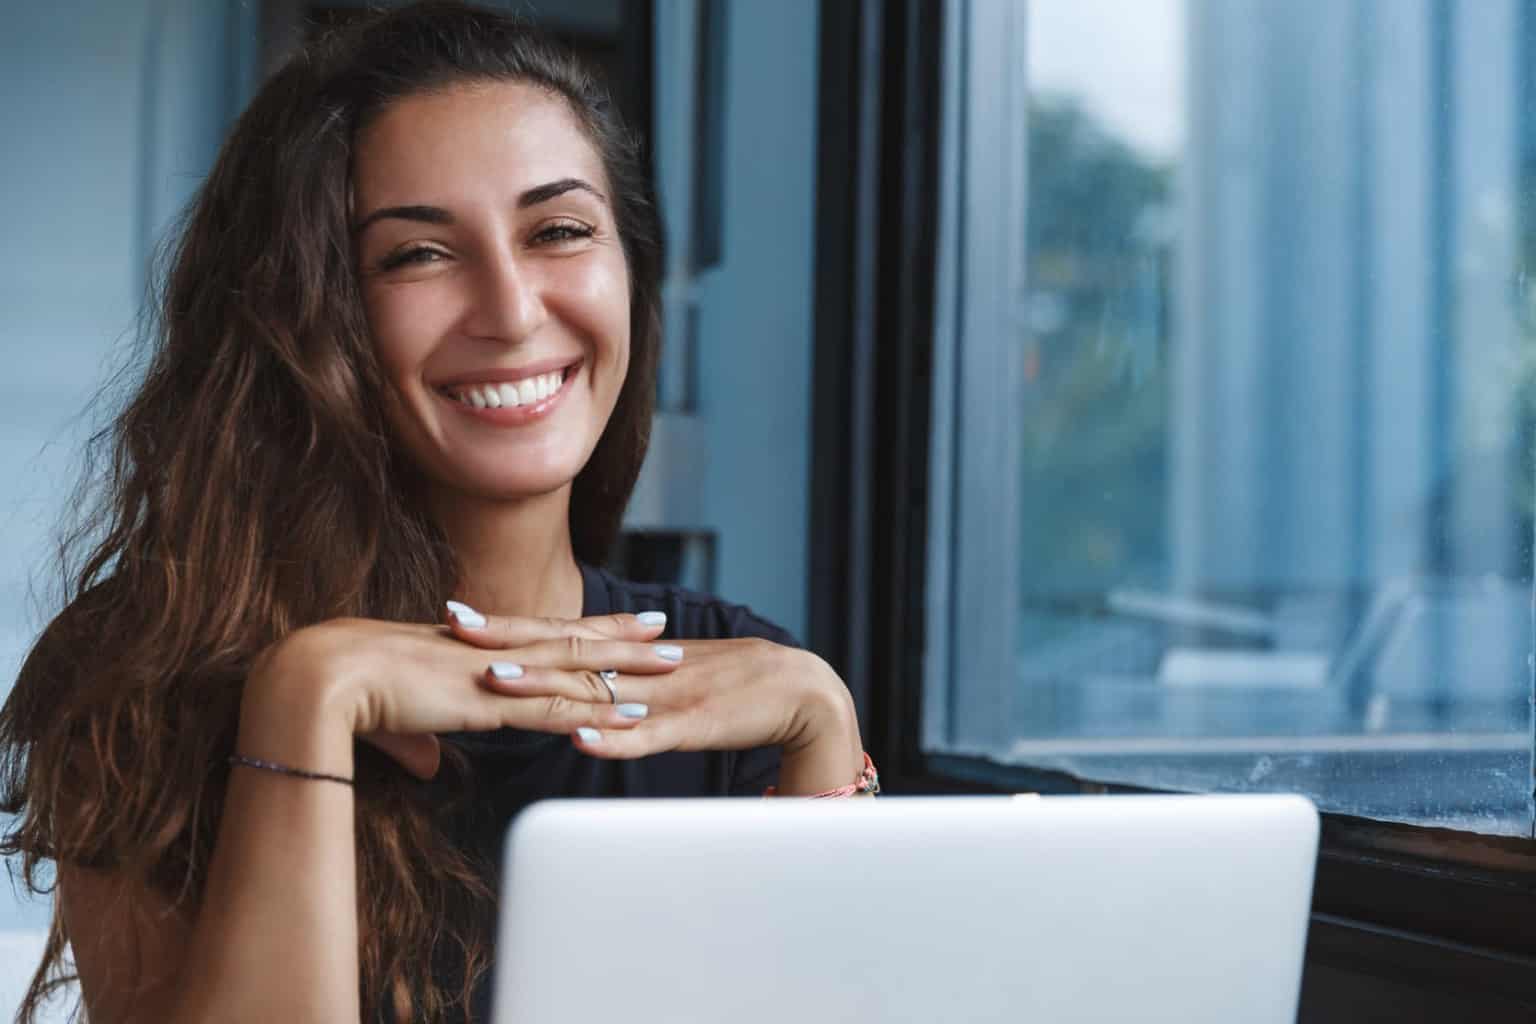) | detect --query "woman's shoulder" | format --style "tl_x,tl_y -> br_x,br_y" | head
580,563 -> 799,648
